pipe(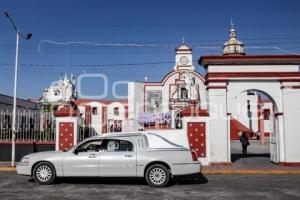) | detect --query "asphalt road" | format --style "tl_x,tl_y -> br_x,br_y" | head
0,173 -> 300,200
